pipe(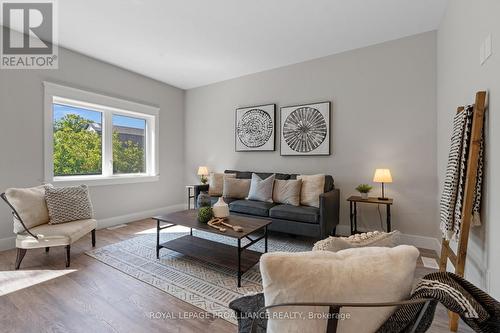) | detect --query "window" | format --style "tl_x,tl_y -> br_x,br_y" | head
44,82 -> 159,186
